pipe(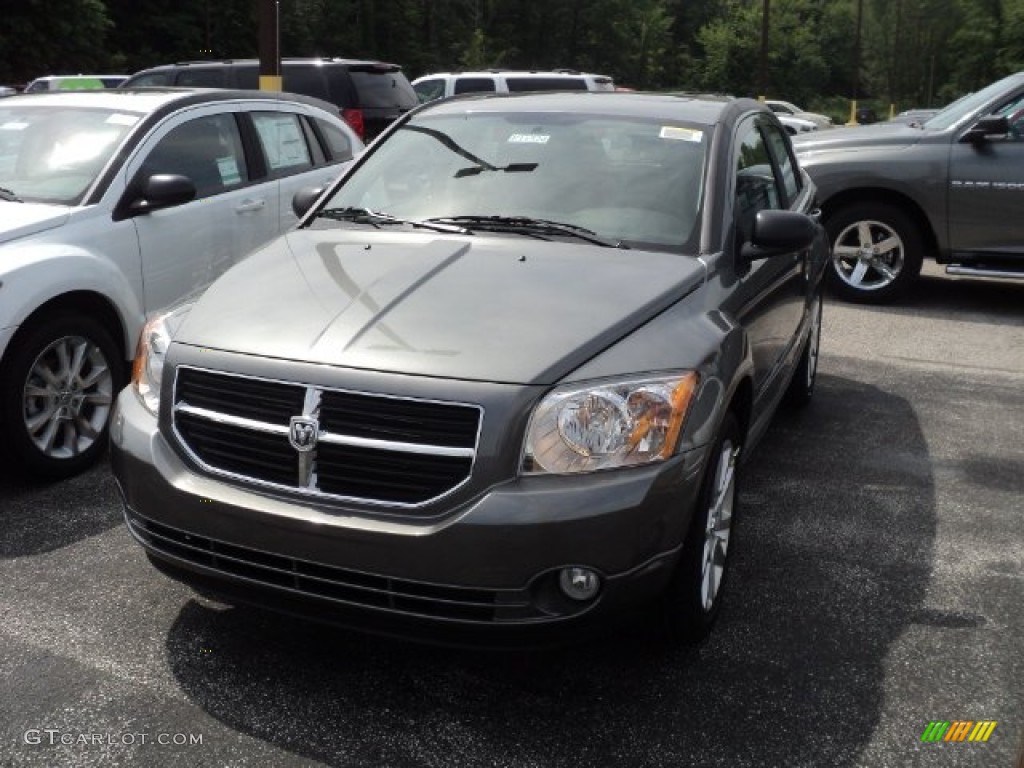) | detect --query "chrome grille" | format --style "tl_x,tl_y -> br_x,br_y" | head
172,367 -> 482,507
